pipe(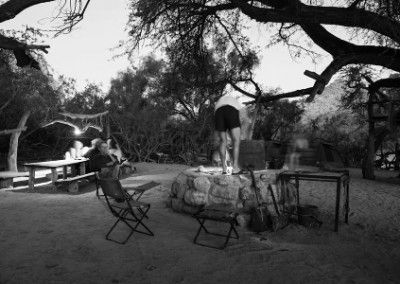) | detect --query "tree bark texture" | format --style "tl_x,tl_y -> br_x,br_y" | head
7,111 -> 30,171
